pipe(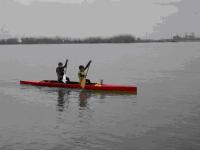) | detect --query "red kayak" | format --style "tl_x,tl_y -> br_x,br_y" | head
20,80 -> 137,94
